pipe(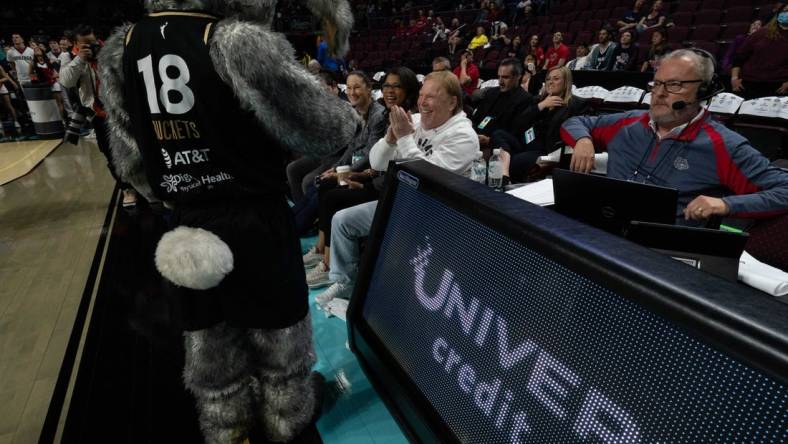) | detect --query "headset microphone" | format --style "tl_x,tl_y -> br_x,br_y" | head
672,100 -> 689,110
